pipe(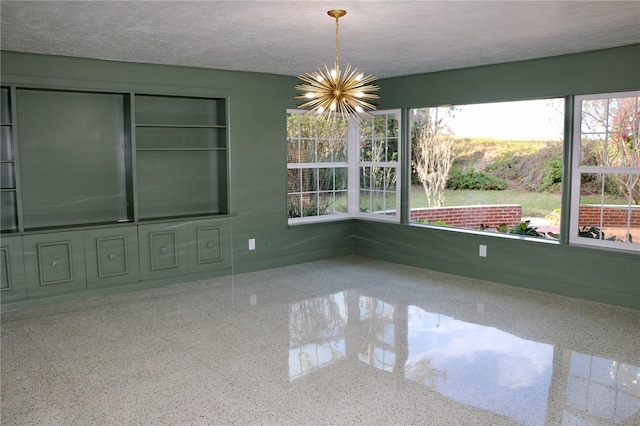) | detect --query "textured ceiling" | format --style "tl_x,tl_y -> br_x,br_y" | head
1,1 -> 639,79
